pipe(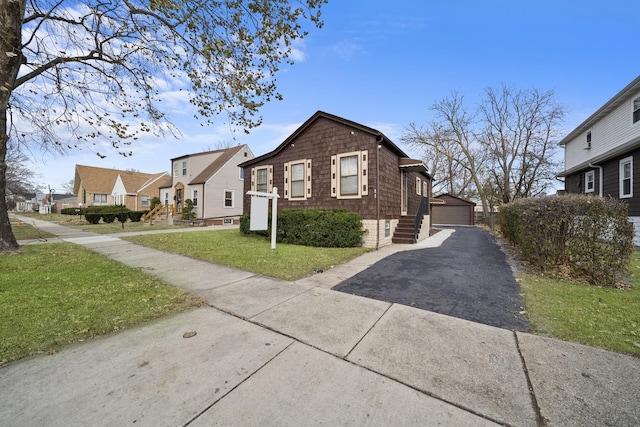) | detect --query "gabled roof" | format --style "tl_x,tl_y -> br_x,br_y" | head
434,193 -> 476,205
239,111 -> 411,168
74,165 -> 167,195
189,145 -> 247,185
559,75 -> 640,146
